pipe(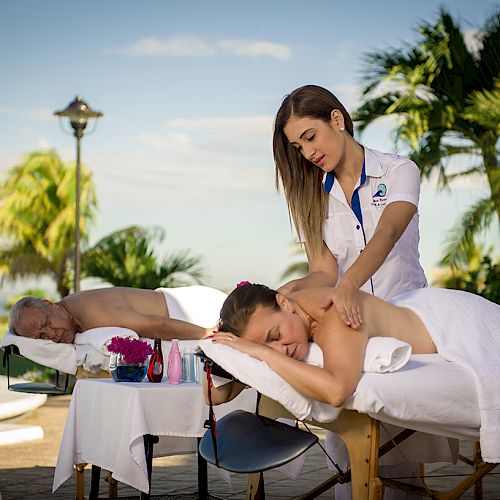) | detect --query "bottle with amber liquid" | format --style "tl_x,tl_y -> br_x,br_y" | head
147,338 -> 164,383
